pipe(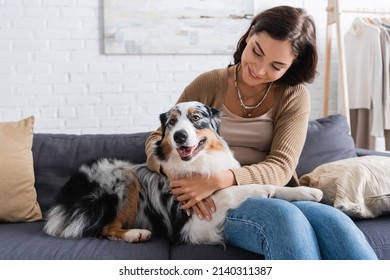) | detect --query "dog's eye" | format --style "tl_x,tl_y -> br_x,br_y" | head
168,118 -> 176,126
192,115 -> 201,121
